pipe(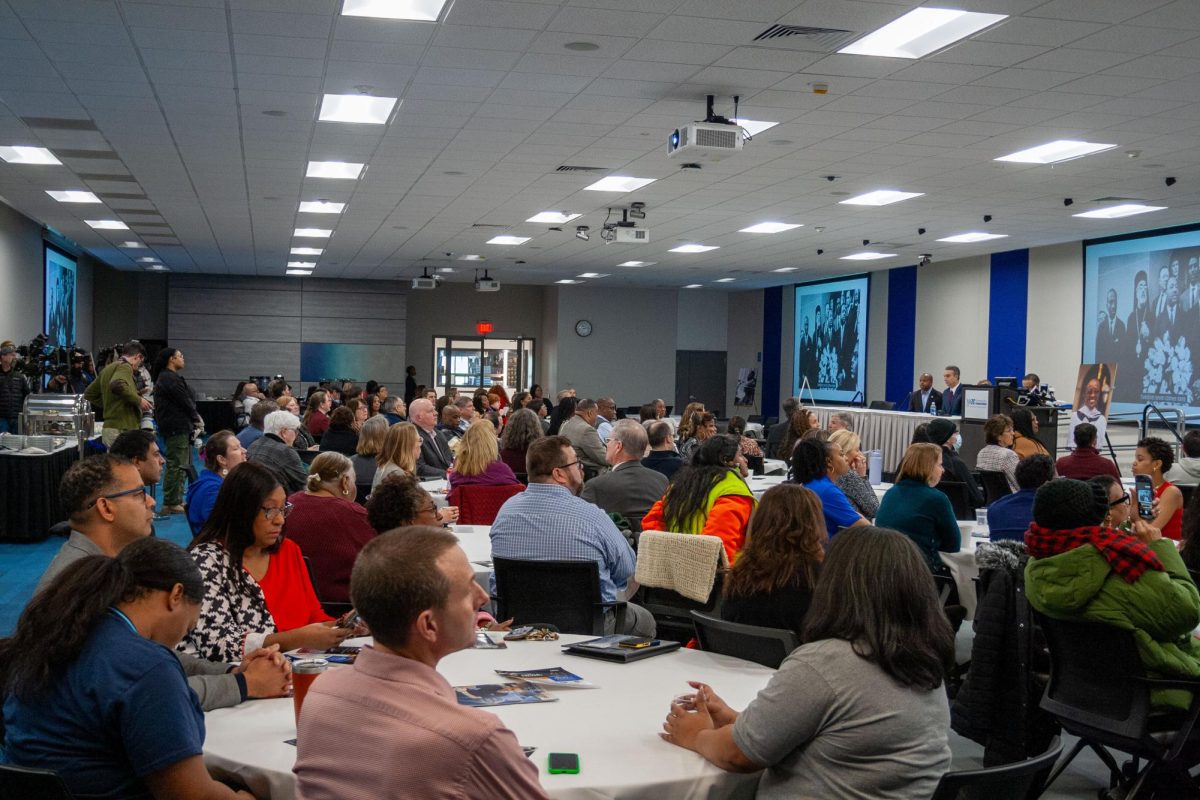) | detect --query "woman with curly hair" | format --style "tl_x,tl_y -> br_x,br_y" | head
1132,435 -> 1184,540
720,483 -> 826,637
